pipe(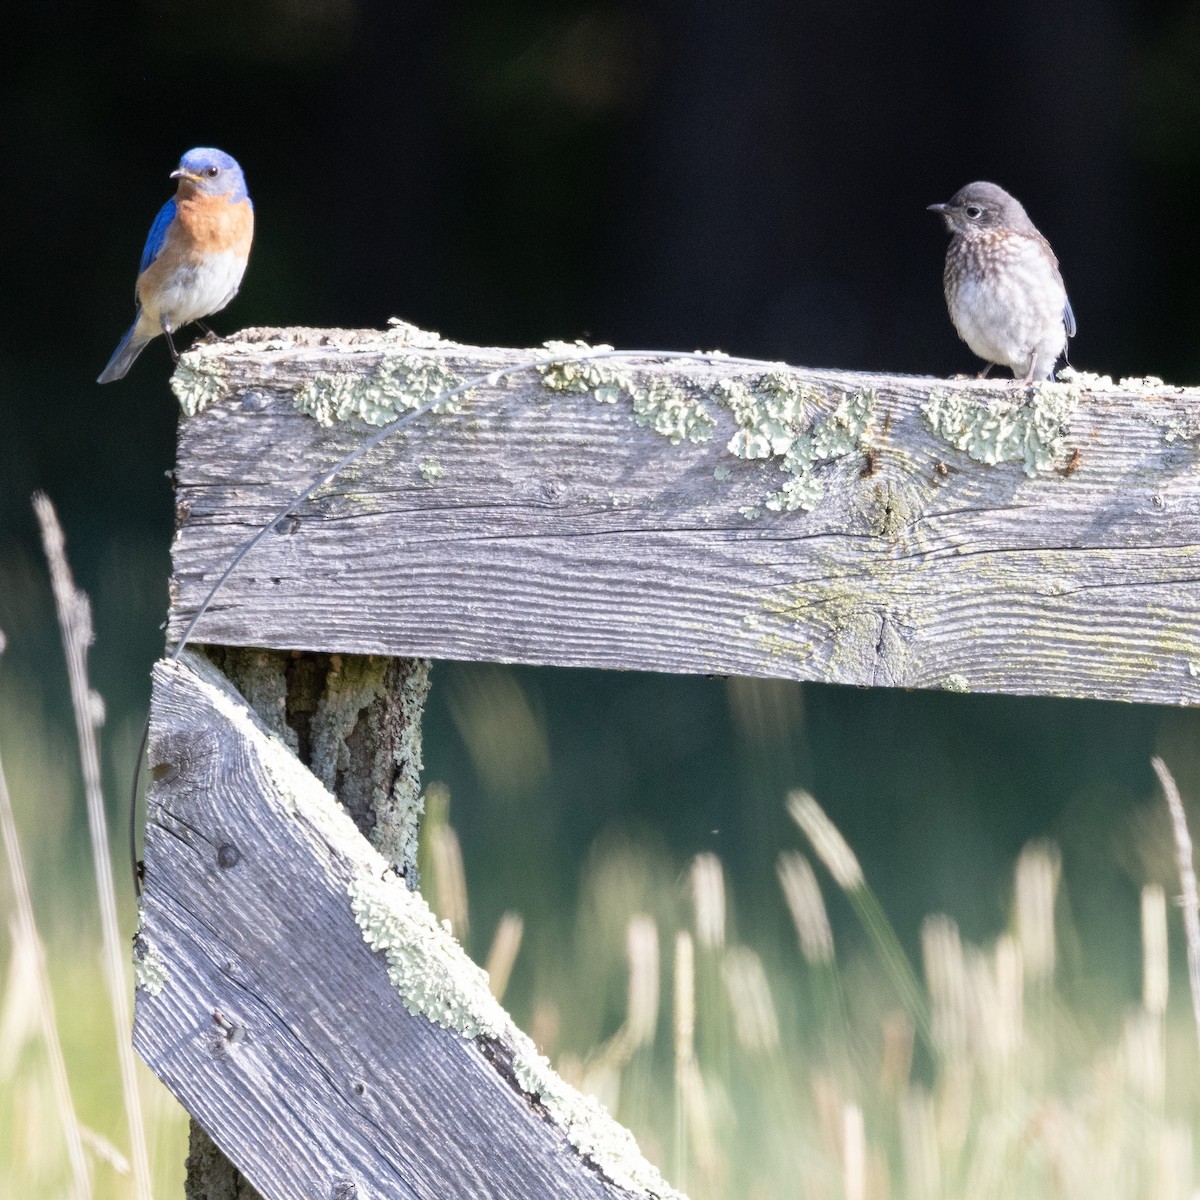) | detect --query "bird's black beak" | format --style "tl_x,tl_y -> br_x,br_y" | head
926,203 -> 949,214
